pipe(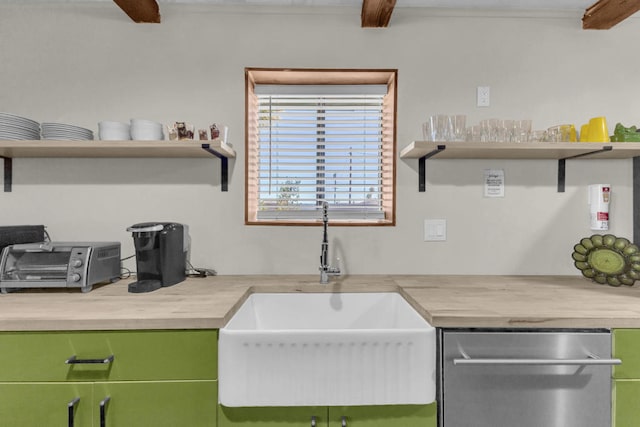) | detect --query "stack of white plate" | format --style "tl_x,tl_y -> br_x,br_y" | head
98,121 -> 130,140
130,119 -> 164,140
41,122 -> 94,140
0,112 -> 41,140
